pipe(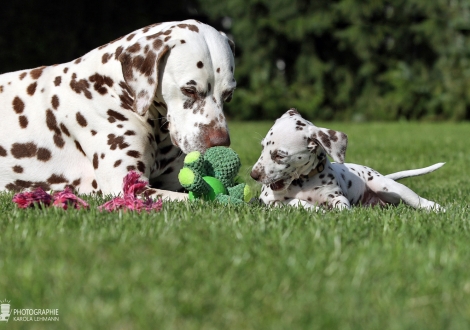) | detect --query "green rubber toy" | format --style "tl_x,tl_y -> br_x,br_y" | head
178,147 -> 252,204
